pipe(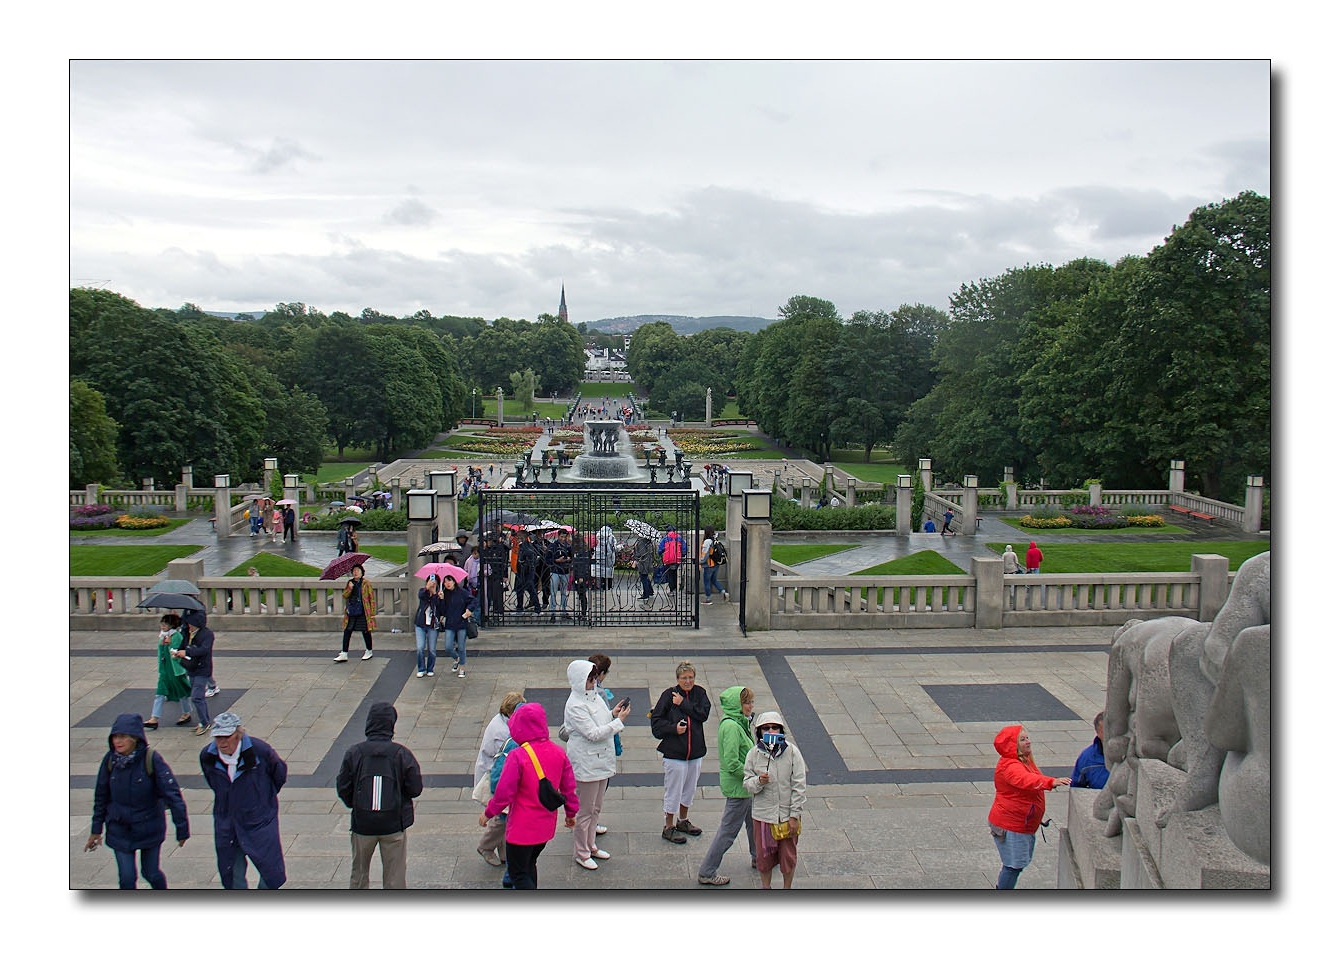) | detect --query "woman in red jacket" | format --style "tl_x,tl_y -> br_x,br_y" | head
987,724 -> 1070,889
